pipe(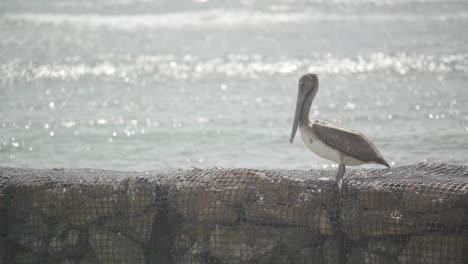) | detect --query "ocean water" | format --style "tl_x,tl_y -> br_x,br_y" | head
1,0 -> 467,171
